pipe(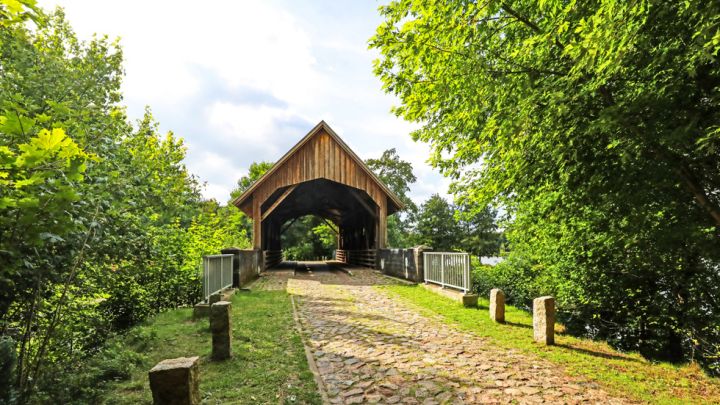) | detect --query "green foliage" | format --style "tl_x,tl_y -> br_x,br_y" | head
456,202 -> 503,258
372,0 -> 720,371
283,215 -> 337,261
413,194 -> 459,250
0,6 -> 250,402
0,336 -> 16,404
0,0 -> 38,27
366,148 -> 417,212
32,329 -> 153,404
409,193 -> 502,255
229,161 -> 274,200
470,257 -> 539,310
366,148 -> 418,248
